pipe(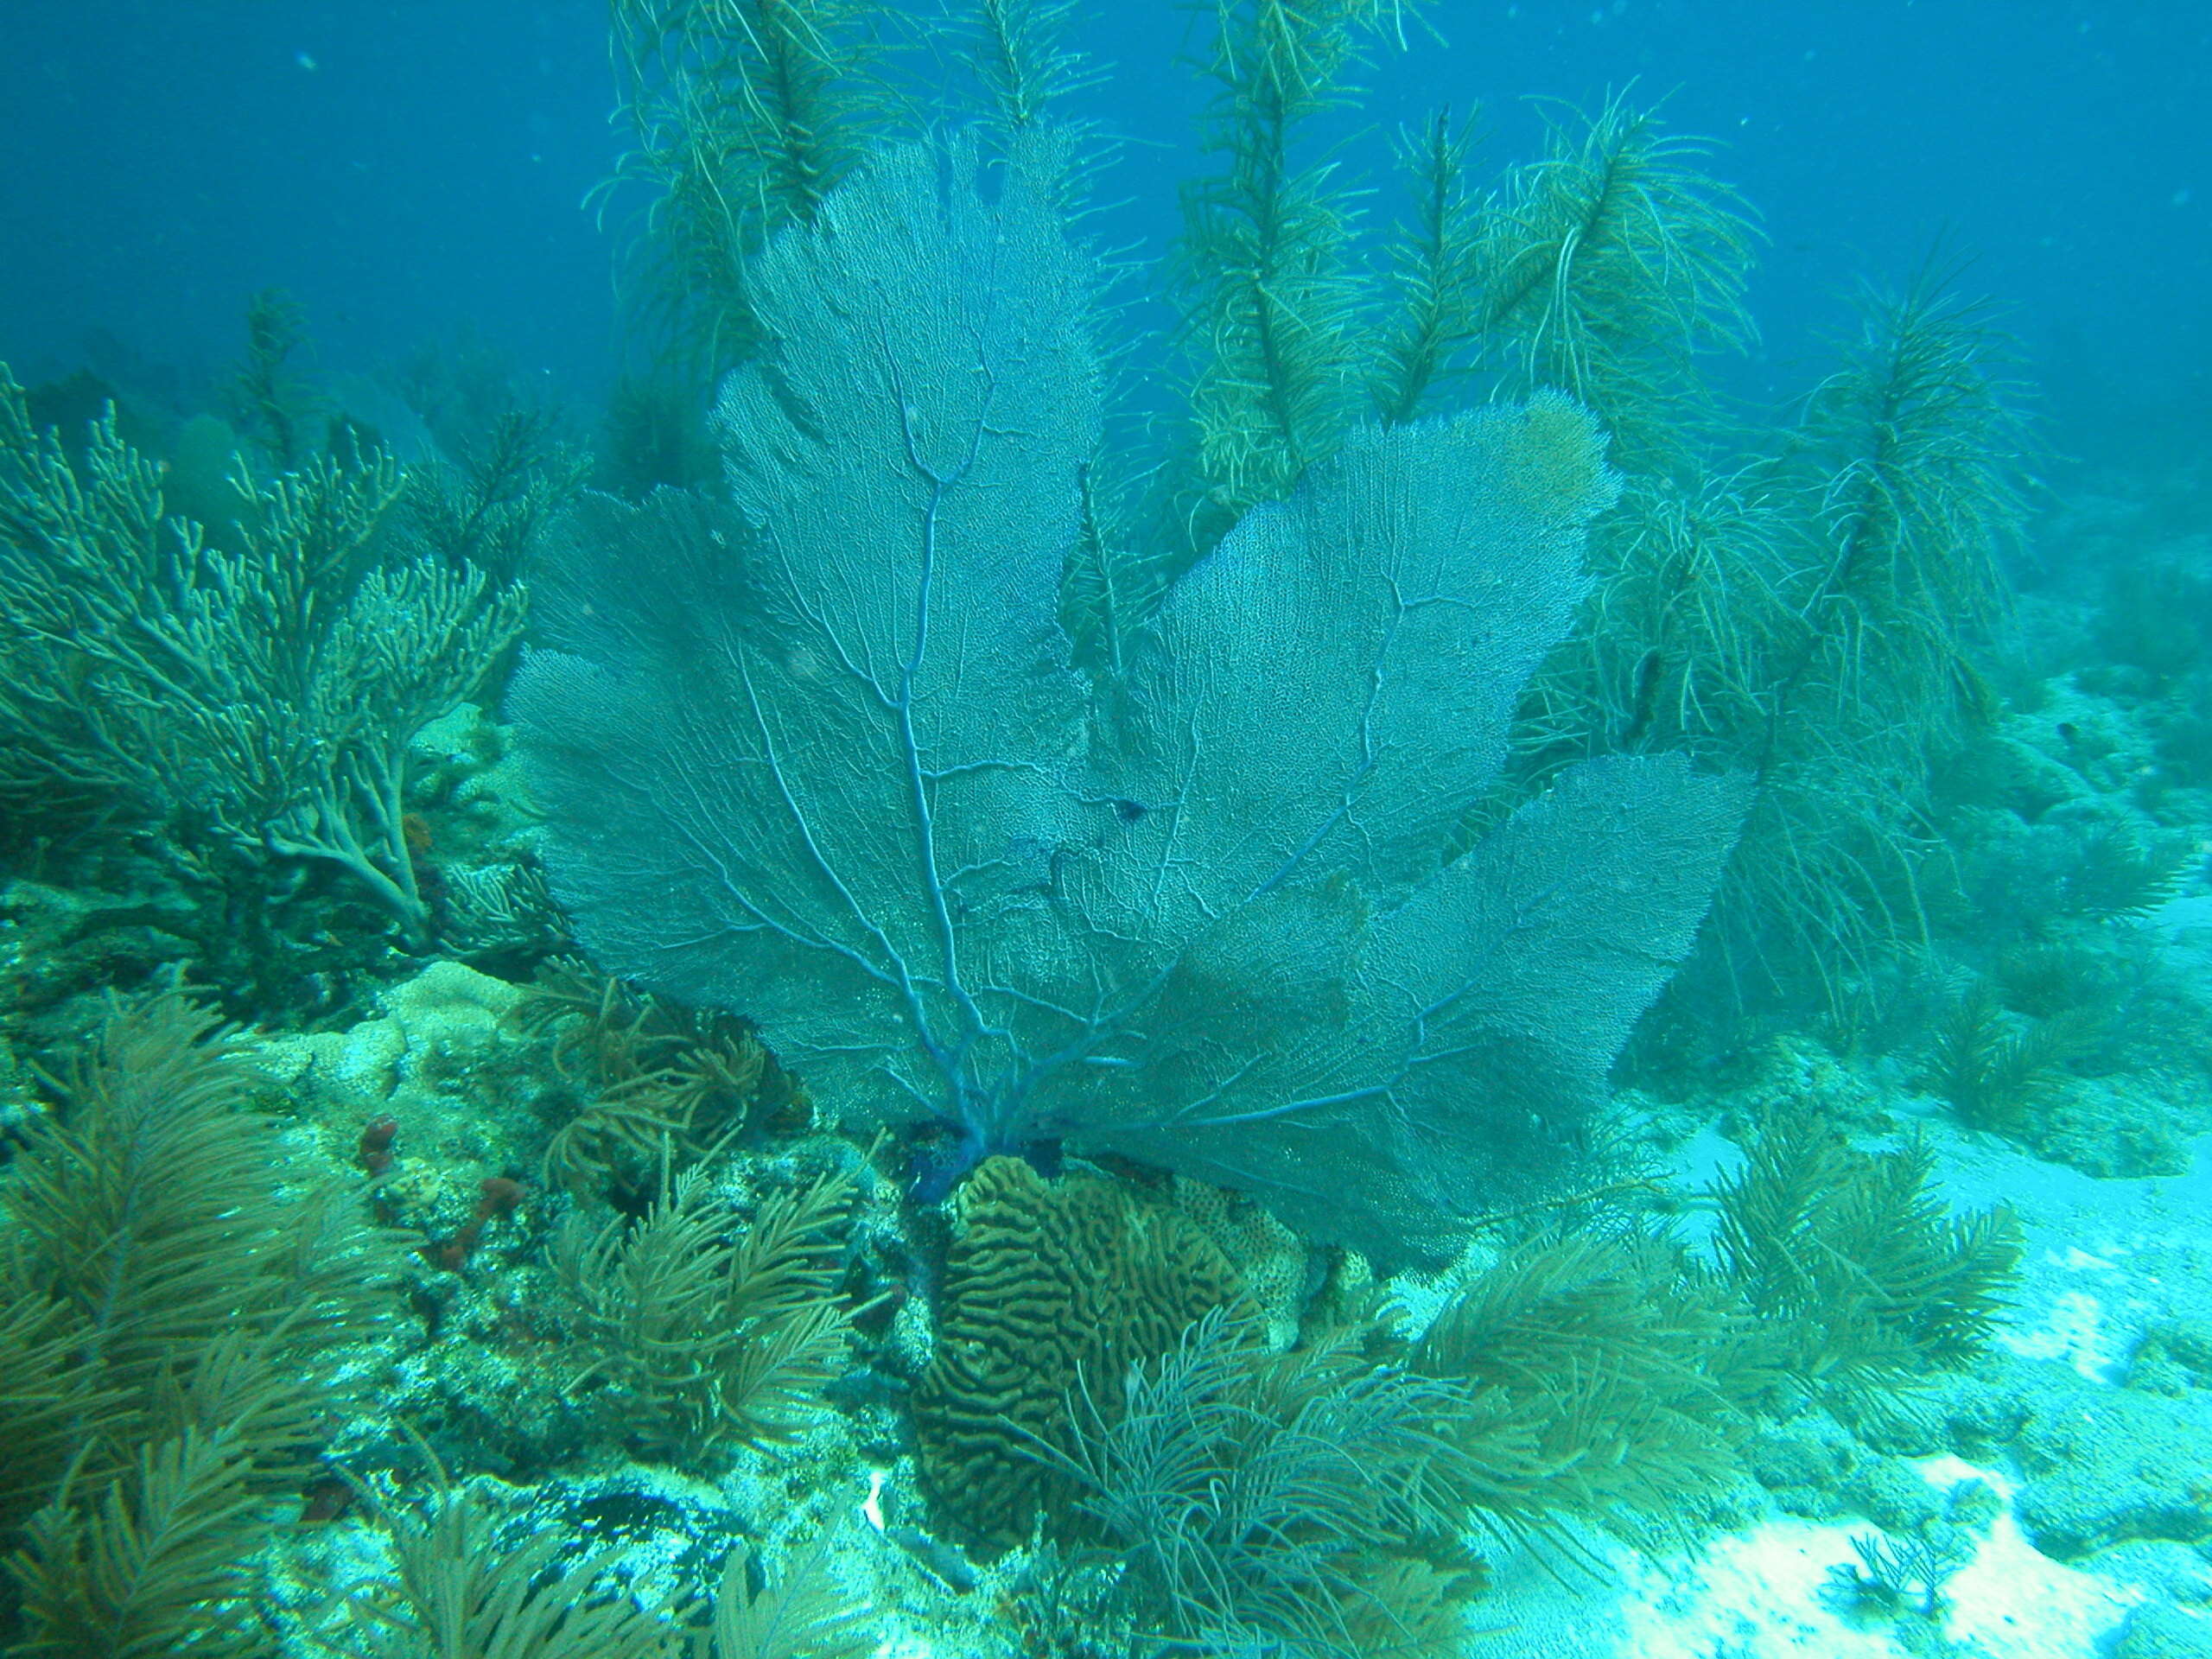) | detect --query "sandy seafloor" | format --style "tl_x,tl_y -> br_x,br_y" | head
1455,890 -> 2212,1659
1472,1140 -> 2209,1658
